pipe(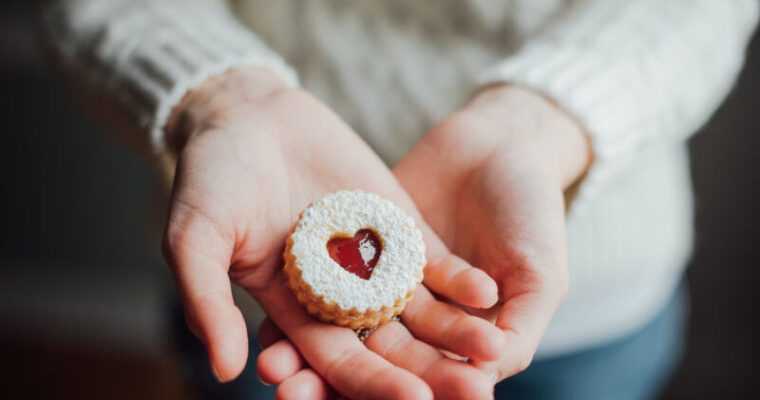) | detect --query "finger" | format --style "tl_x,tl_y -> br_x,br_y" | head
389,194 -> 499,309
276,369 -> 332,400
421,234 -> 499,309
252,274 -> 433,400
366,321 -> 495,400
478,289 -> 560,380
257,339 -> 306,385
257,317 -> 285,349
402,286 -> 505,362
164,203 -> 247,382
